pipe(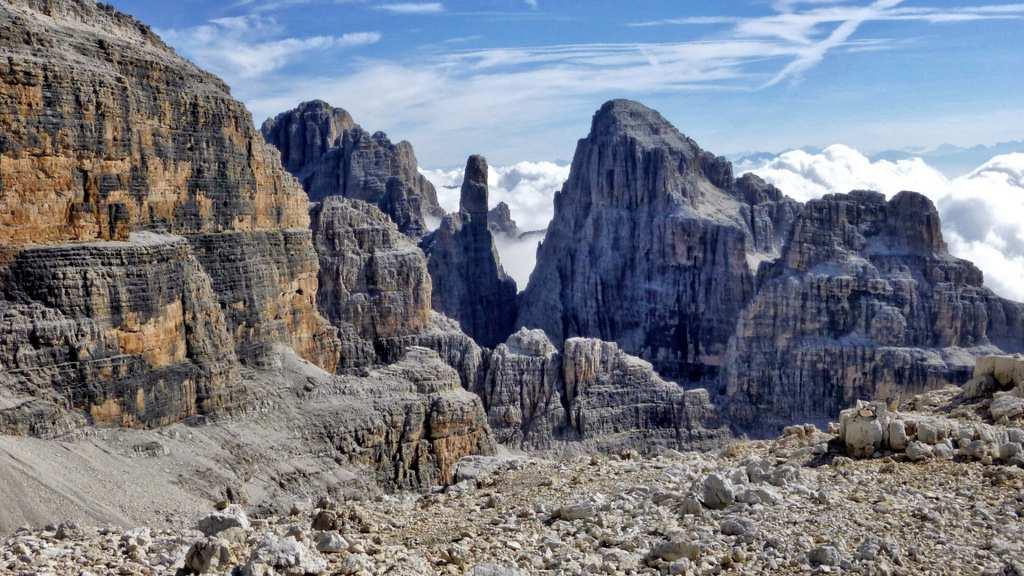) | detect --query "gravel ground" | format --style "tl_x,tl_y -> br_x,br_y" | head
3,421 -> 1023,576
